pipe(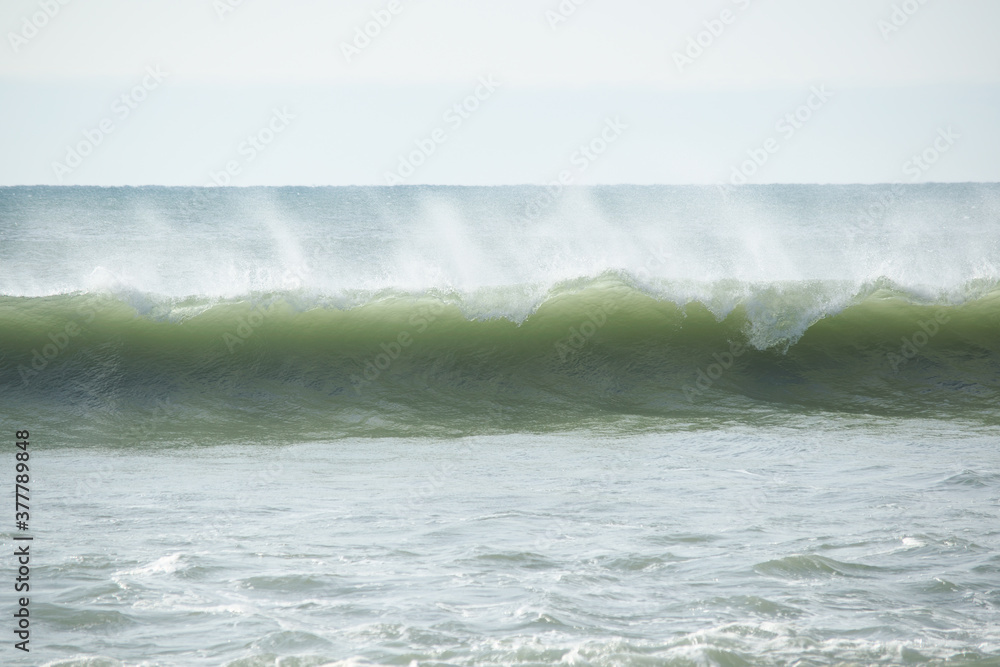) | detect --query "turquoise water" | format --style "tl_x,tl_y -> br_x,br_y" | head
1,185 -> 998,665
